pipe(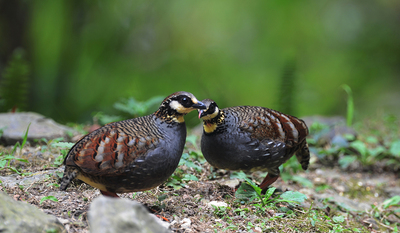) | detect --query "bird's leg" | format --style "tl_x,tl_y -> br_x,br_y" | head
259,173 -> 279,192
100,190 -> 119,198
